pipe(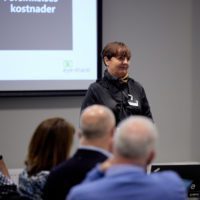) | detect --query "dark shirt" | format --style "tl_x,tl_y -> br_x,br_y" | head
42,148 -> 108,200
81,70 -> 153,124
